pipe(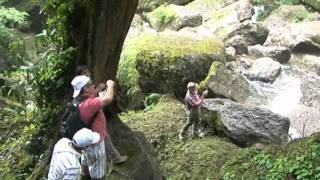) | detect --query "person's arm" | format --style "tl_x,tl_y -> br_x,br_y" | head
194,90 -> 208,107
99,80 -> 115,106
